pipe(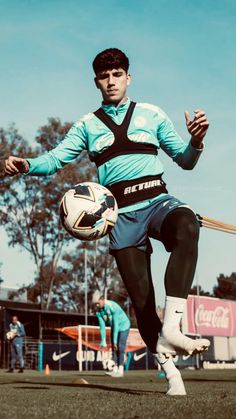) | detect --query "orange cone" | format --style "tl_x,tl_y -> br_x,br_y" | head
44,364 -> 50,375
